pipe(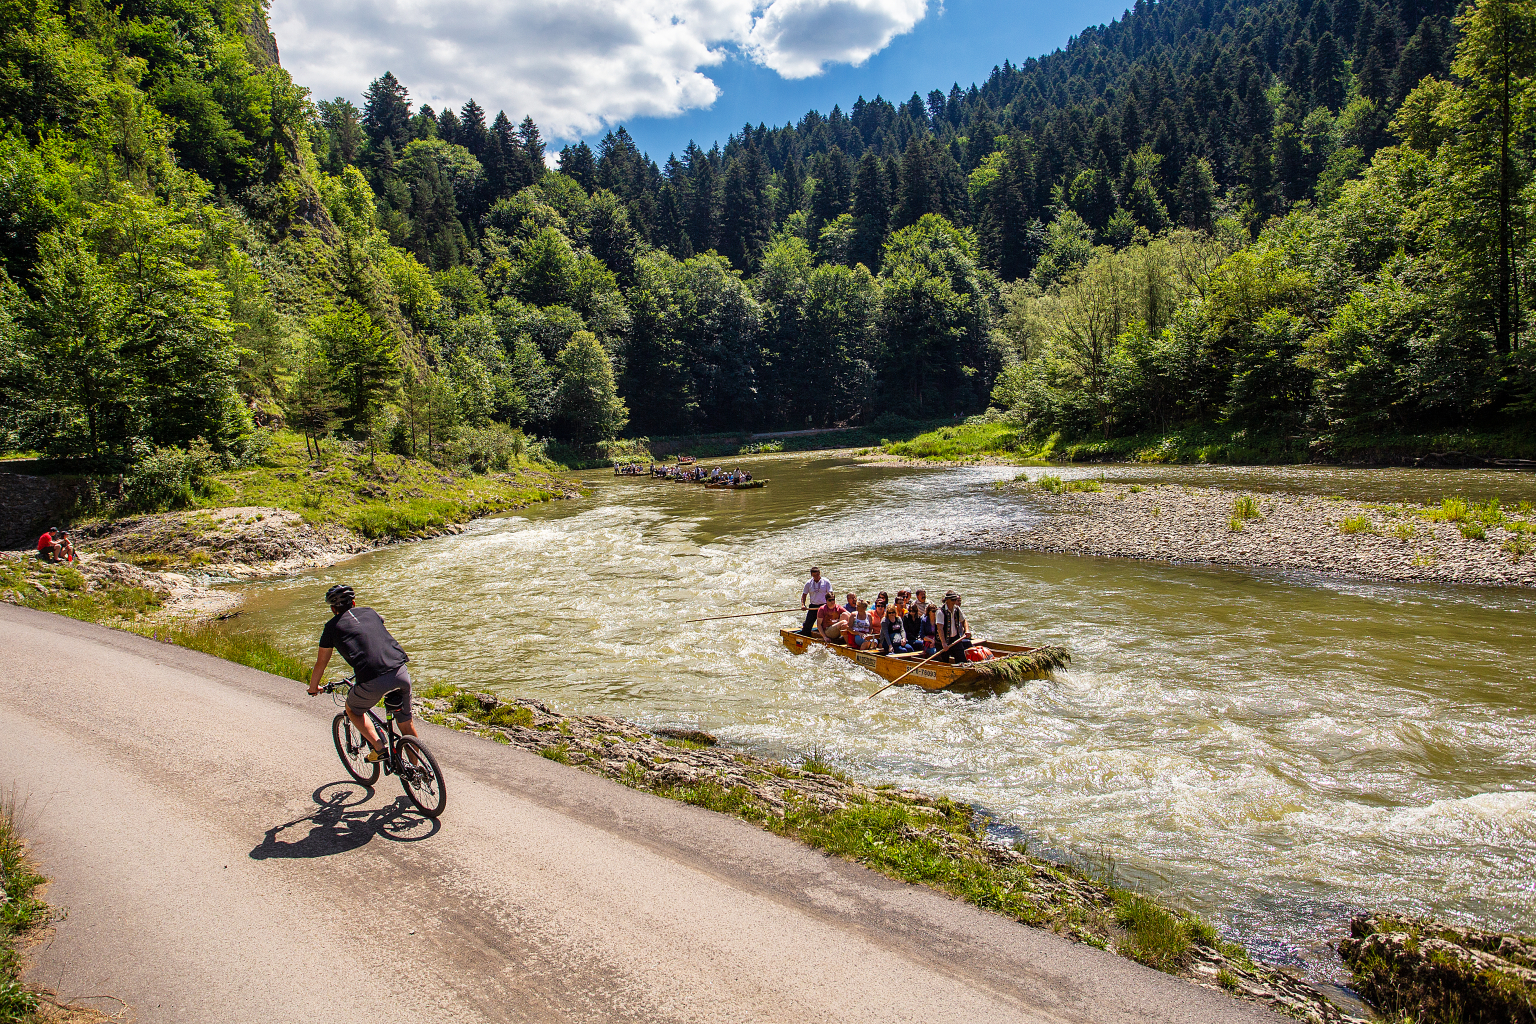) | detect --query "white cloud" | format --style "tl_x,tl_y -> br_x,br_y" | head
268,0 -> 929,143
746,0 -> 928,79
